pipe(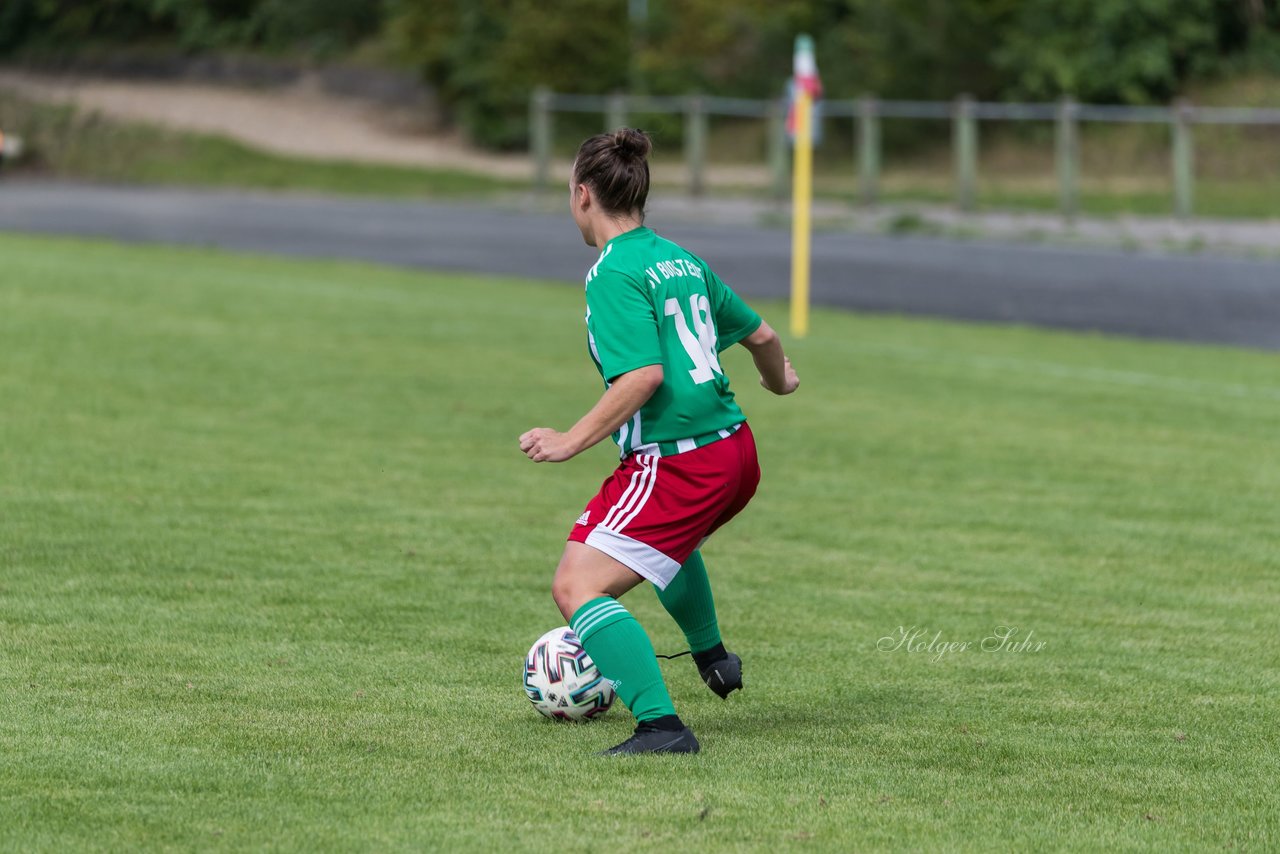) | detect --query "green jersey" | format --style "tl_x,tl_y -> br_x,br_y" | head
584,226 -> 762,457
